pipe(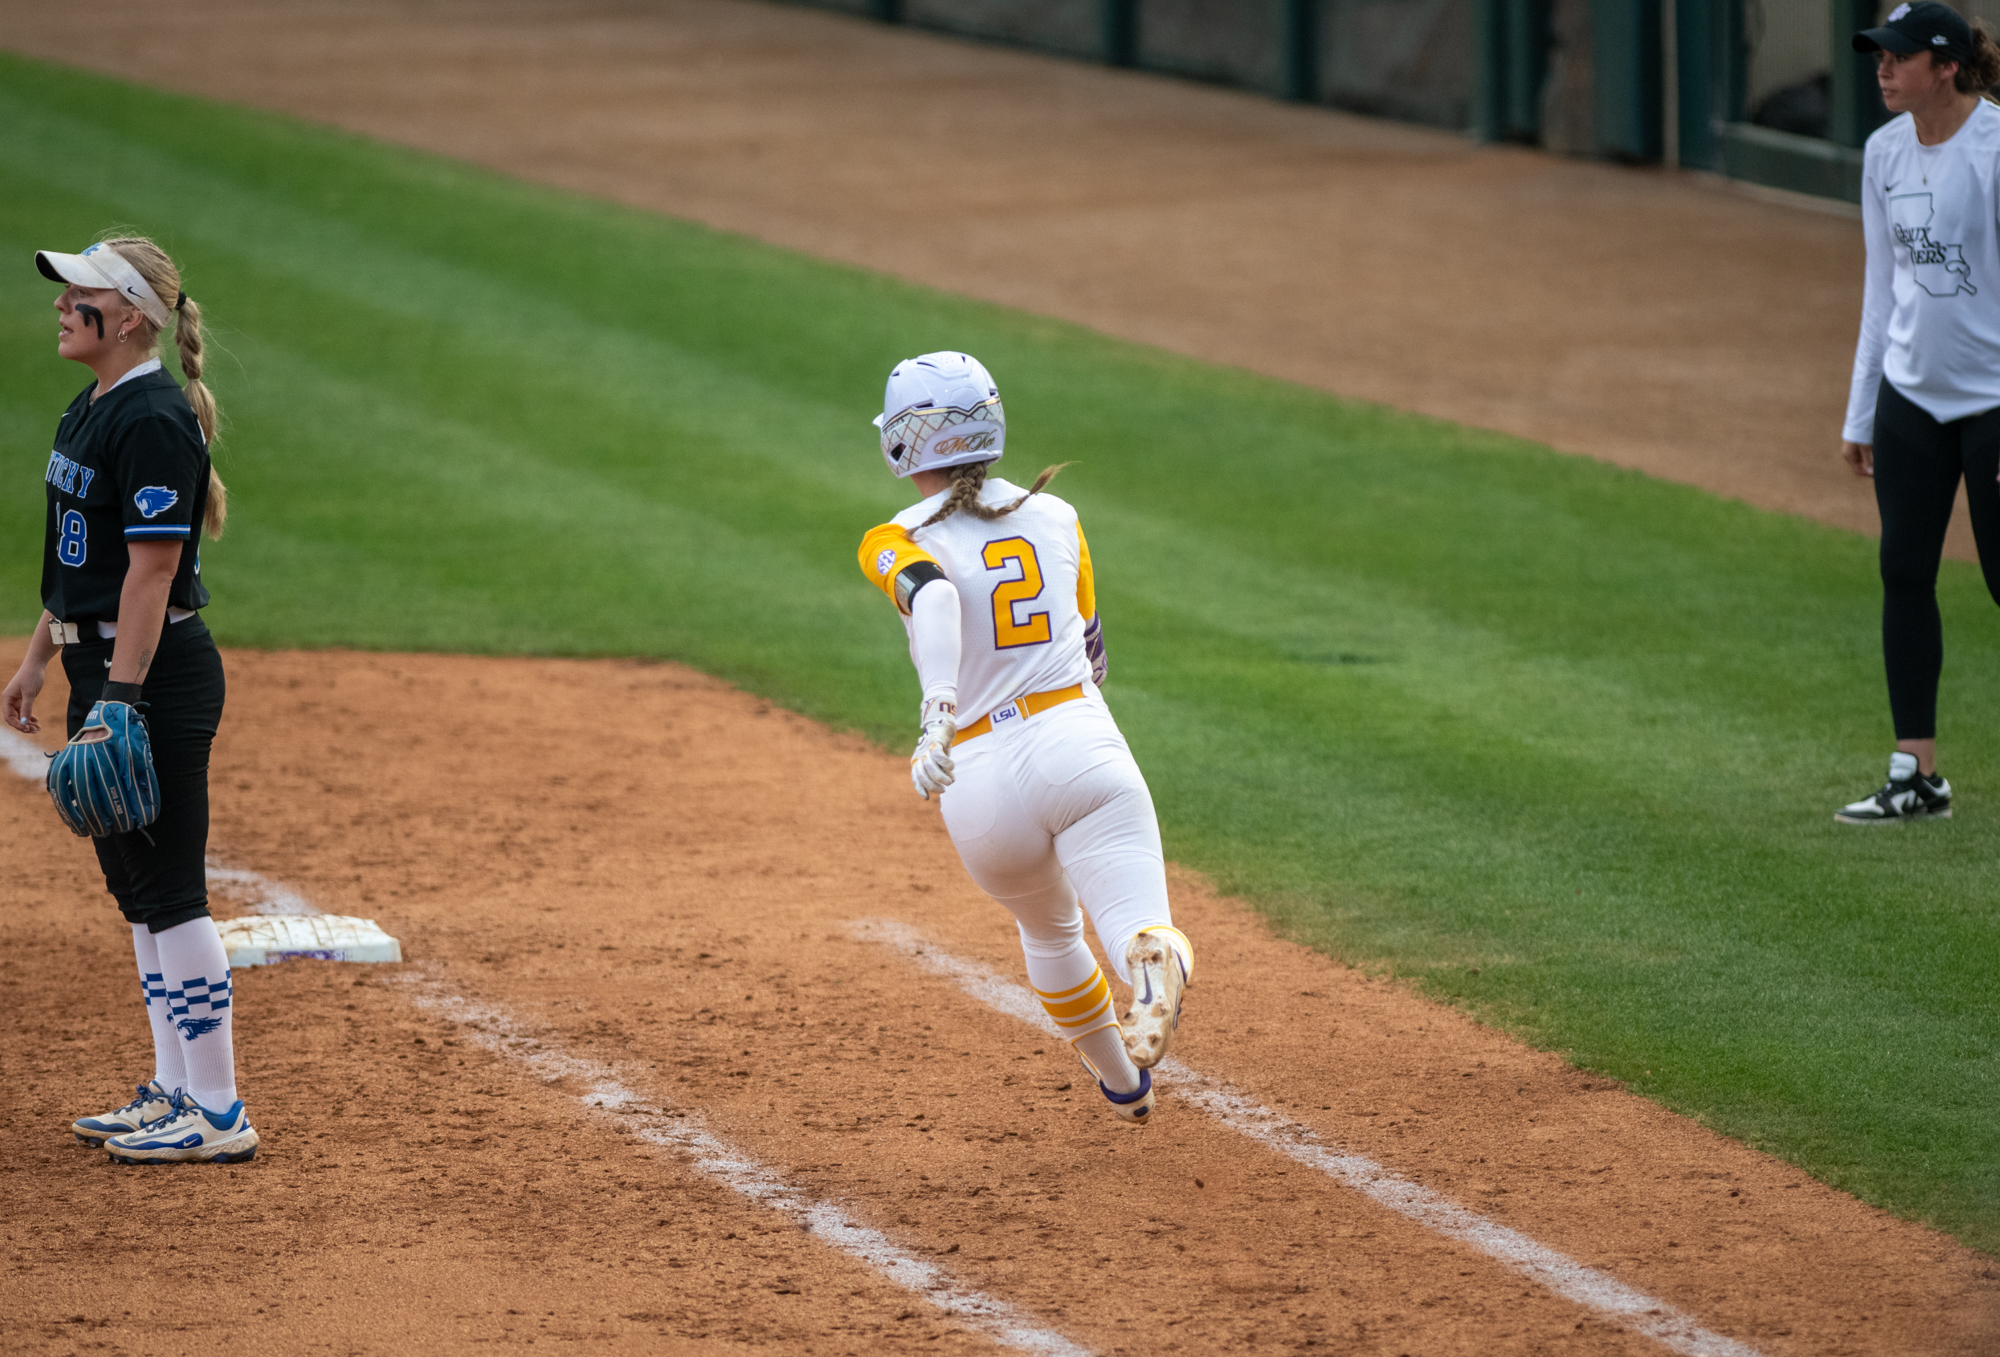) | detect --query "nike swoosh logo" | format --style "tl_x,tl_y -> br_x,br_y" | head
103,658 -> 113,668
1136,973 -> 1154,1006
